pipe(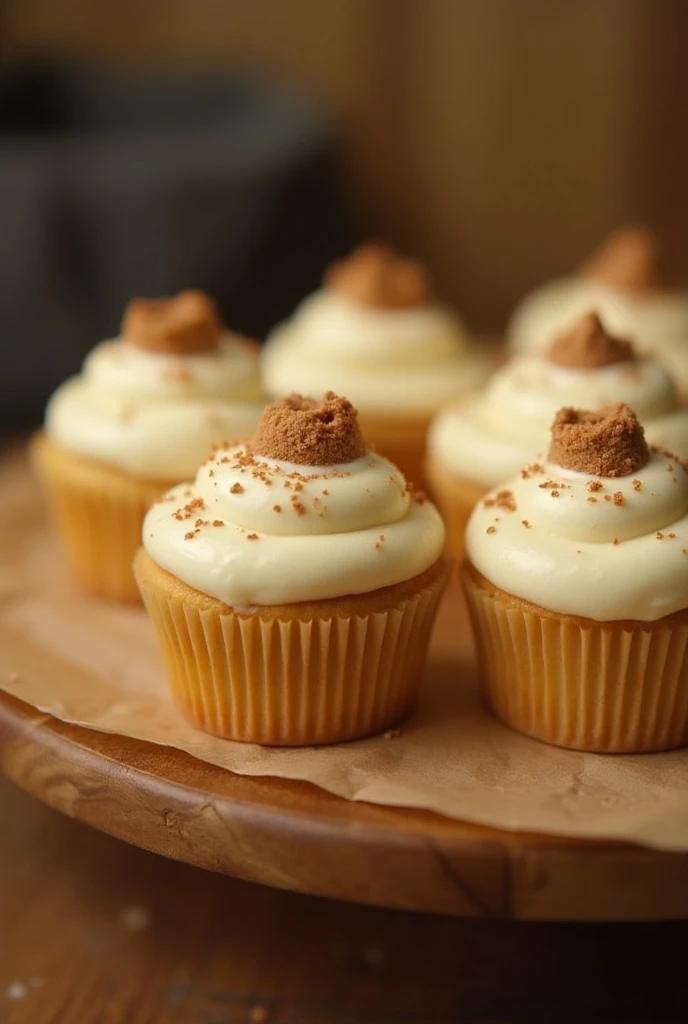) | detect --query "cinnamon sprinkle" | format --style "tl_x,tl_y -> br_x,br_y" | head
483,489 -> 517,512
